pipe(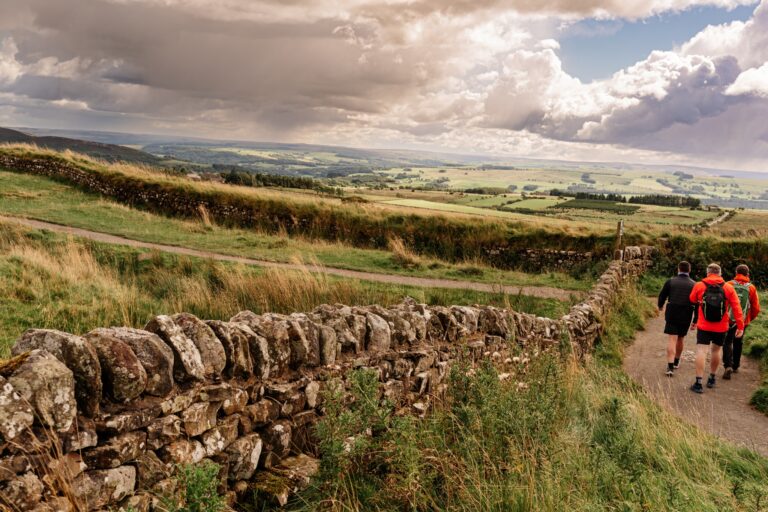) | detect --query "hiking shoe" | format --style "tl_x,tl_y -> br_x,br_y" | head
673,362 -> 681,370
690,382 -> 704,394
666,368 -> 674,377
723,368 -> 733,380
707,376 -> 716,389
733,368 -> 739,374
